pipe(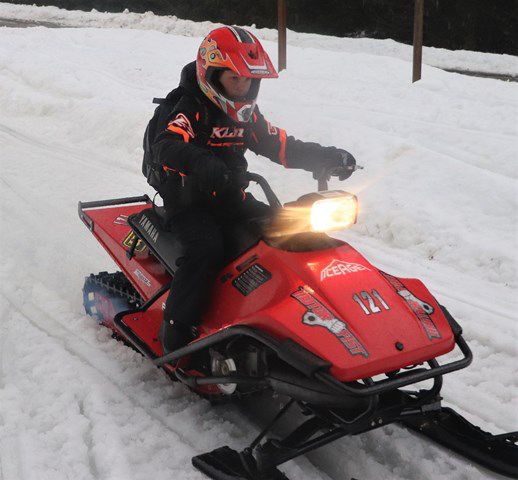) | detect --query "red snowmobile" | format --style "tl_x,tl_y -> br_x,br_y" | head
79,170 -> 517,480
